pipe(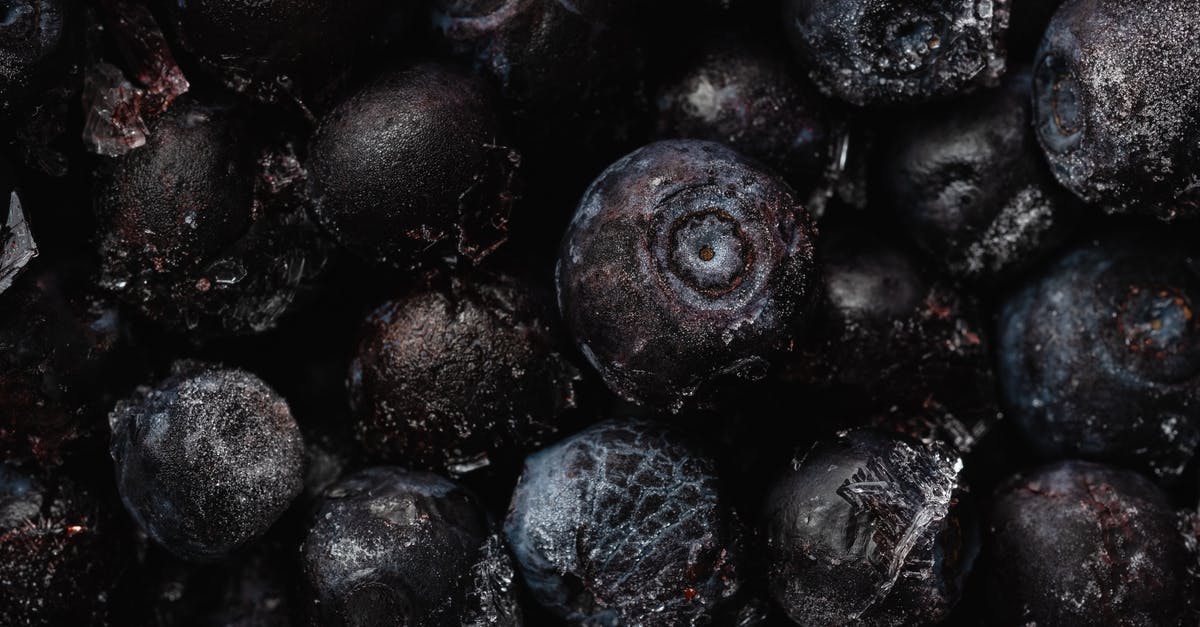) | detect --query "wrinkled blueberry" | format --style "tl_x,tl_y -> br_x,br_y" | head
301,467 -> 521,626
349,272 -> 581,475
986,461 -> 1198,625
998,233 -> 1200,479
557,140 -> 818,410
108,362 -> 305,561
781,0 -> 1010,105
505,419 -> 744,626
1033,0 -> 1200,218
307,63 -> 519,268
881,69 -> 1078,284
763,429 -> 976,626
95,96 -> 326,337
0,464 -> 128,625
